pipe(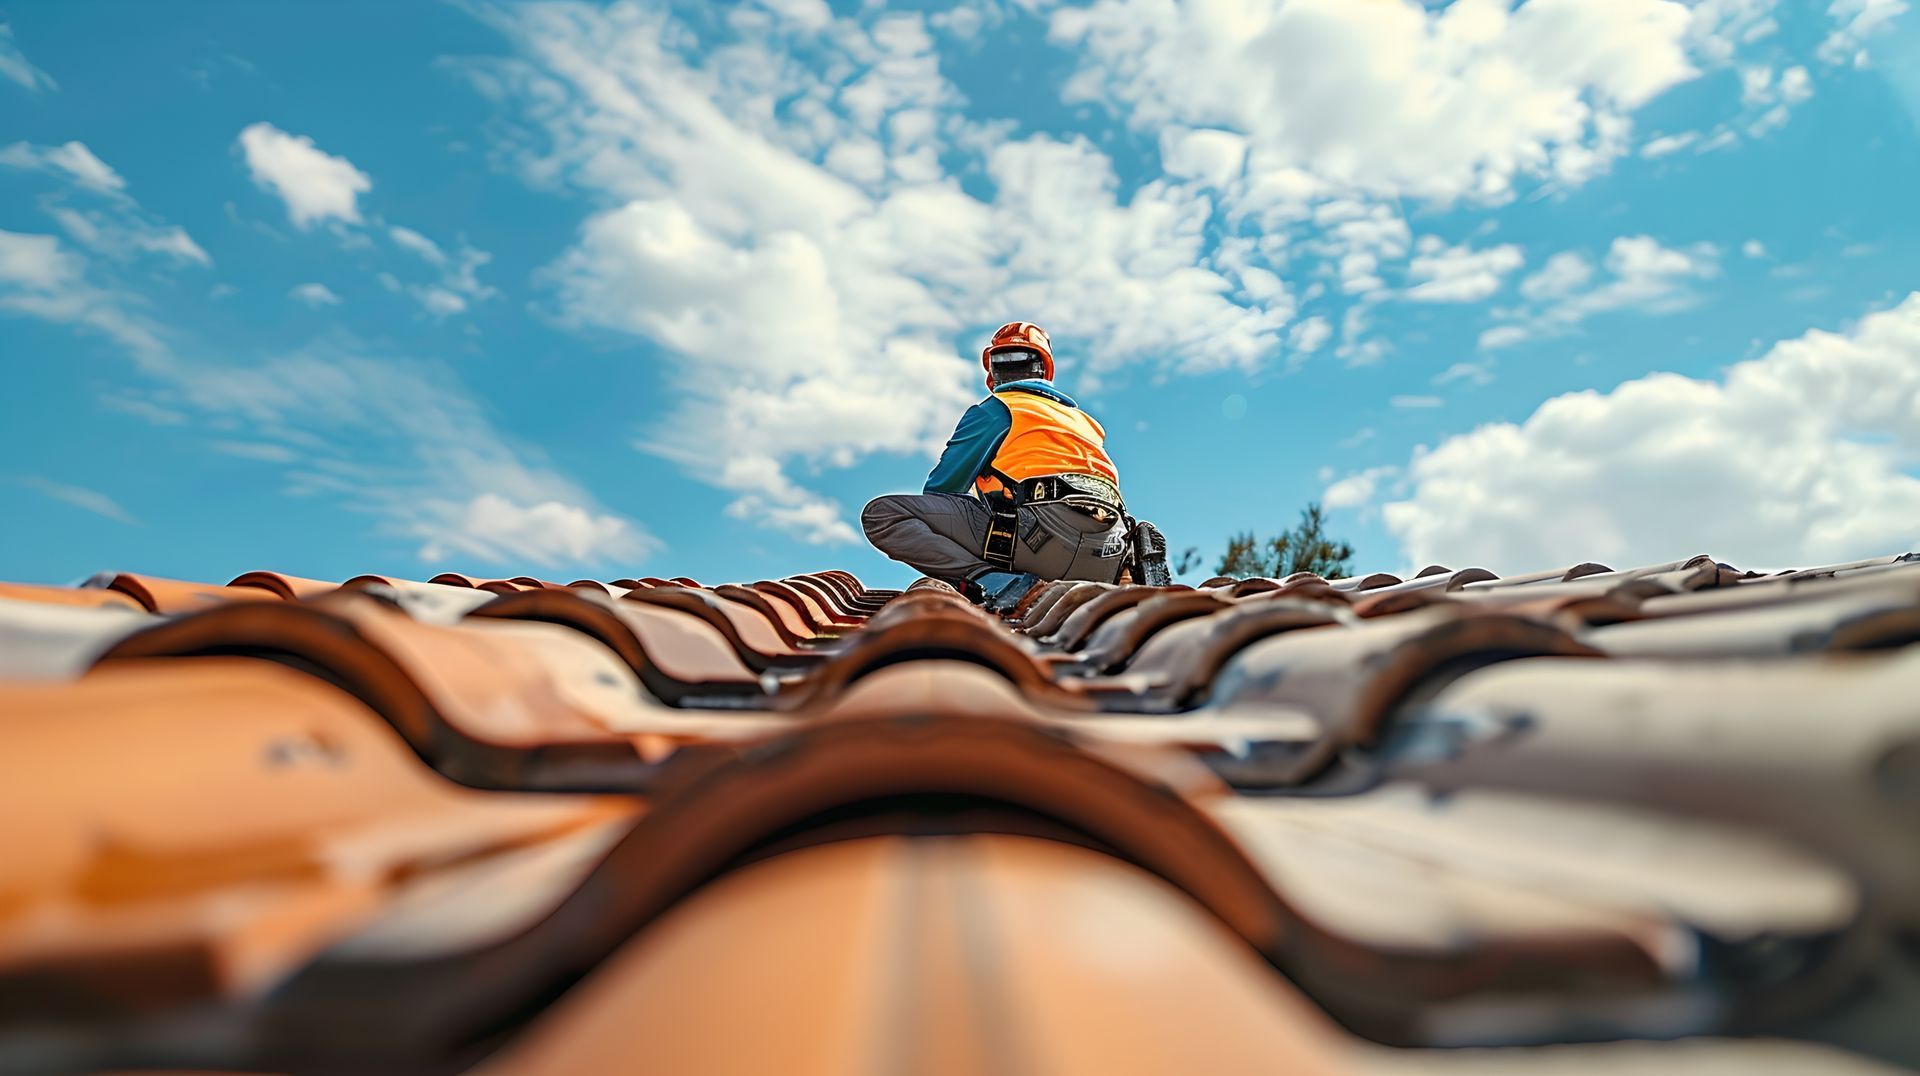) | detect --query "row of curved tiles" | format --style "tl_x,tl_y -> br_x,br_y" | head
1,554 -> 1916,1073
